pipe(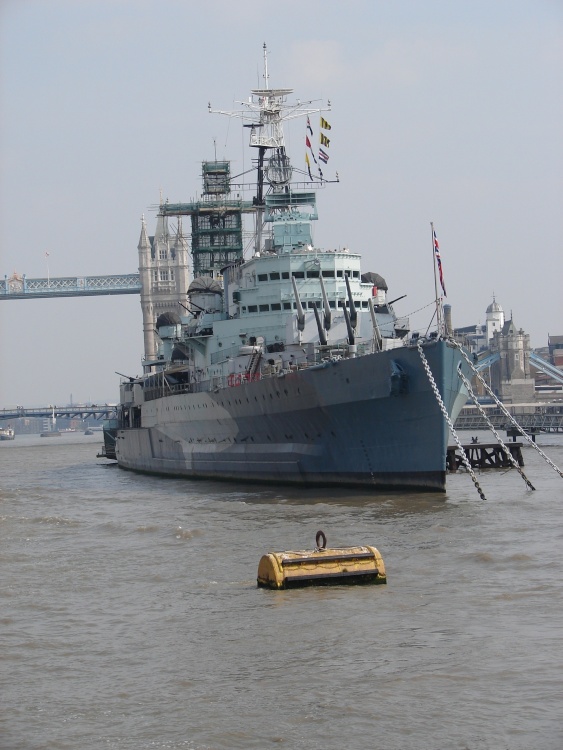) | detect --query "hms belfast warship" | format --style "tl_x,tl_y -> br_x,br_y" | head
114,48 -> 469,491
